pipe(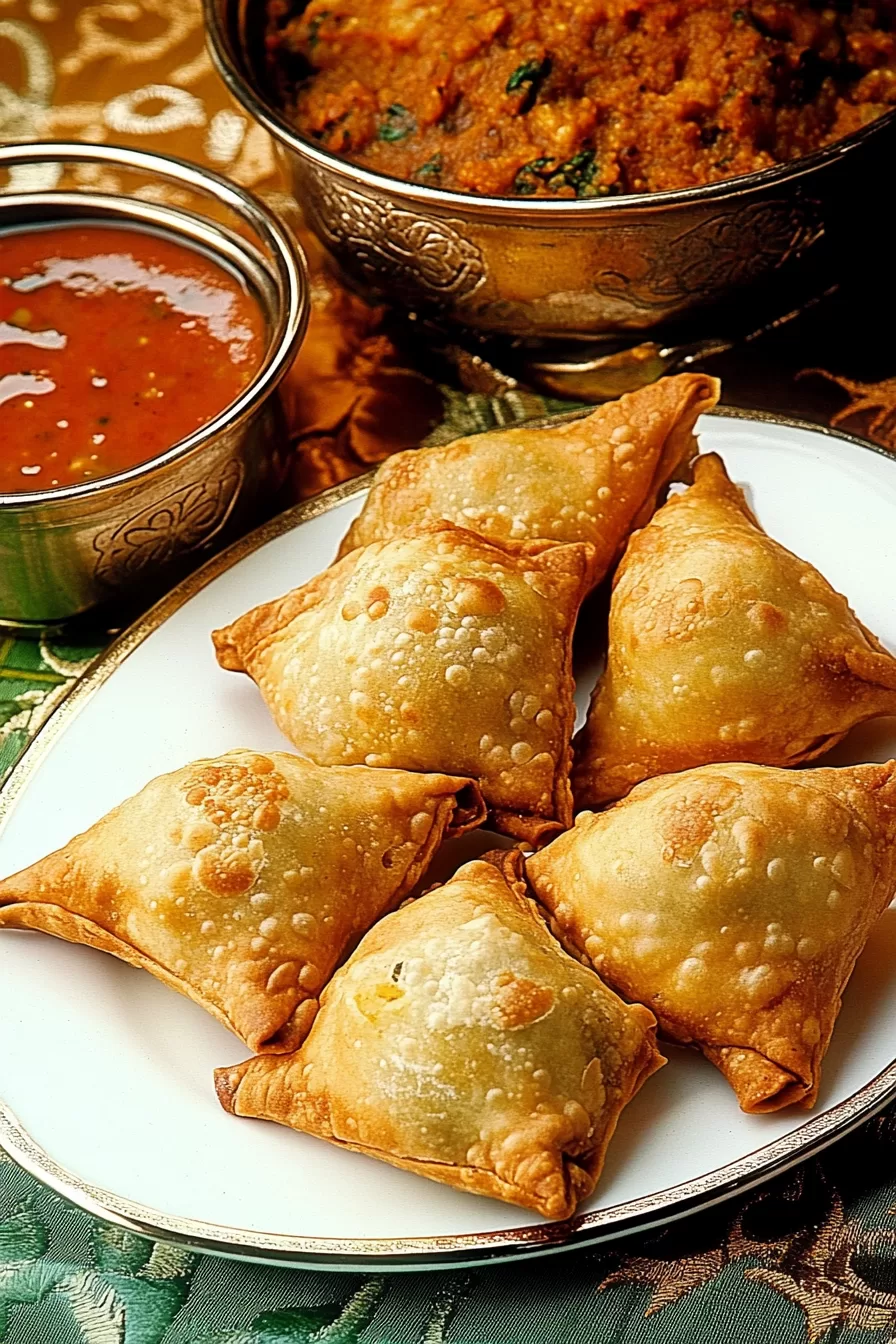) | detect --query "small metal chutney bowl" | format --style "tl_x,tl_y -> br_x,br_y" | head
206,0 -> 895,342
0,141 -> 309,629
